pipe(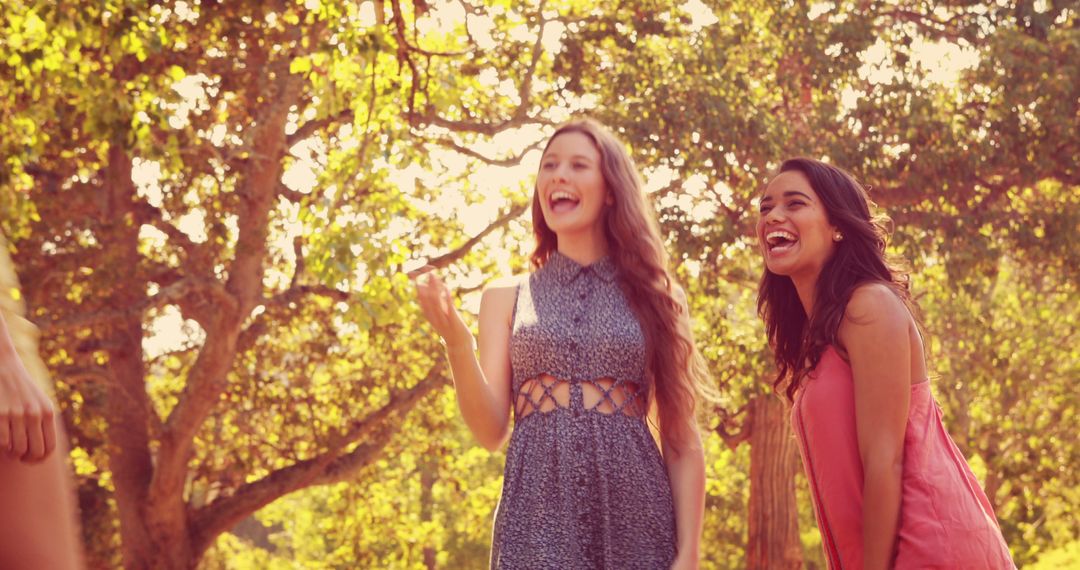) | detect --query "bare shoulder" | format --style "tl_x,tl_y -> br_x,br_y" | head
670,282 -> 688,308
480,275 -> 525,320
845,282 -> 908,320
840,282 -> 910,338
484,275 -> 525,294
